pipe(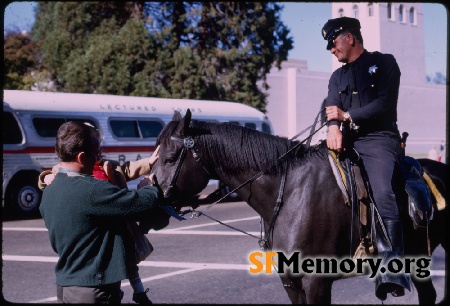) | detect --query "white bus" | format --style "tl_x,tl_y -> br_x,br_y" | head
2,90 -> 273,218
